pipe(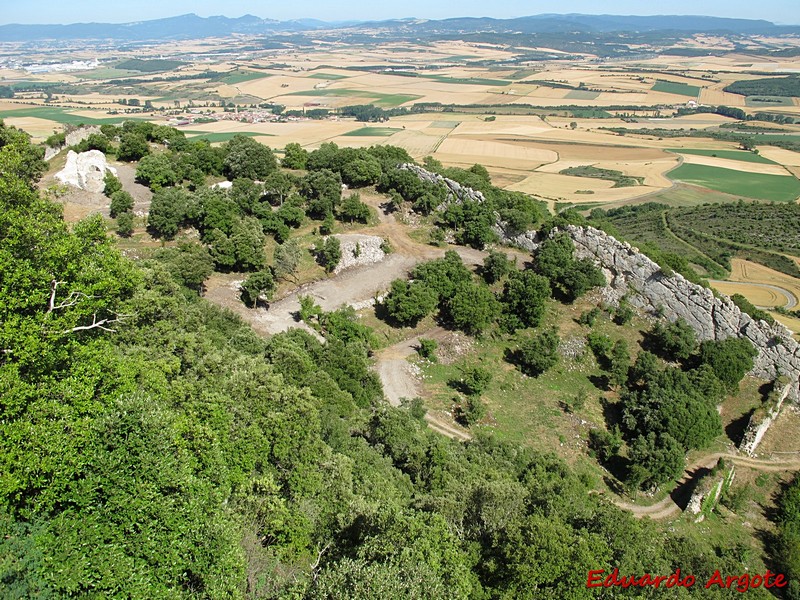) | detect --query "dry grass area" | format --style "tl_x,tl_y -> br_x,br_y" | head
758,147 -> 800,166
712,282 -> 788,307
728,259 -> 800,304
679,153 -> 793,175
758,405 -> 800,455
